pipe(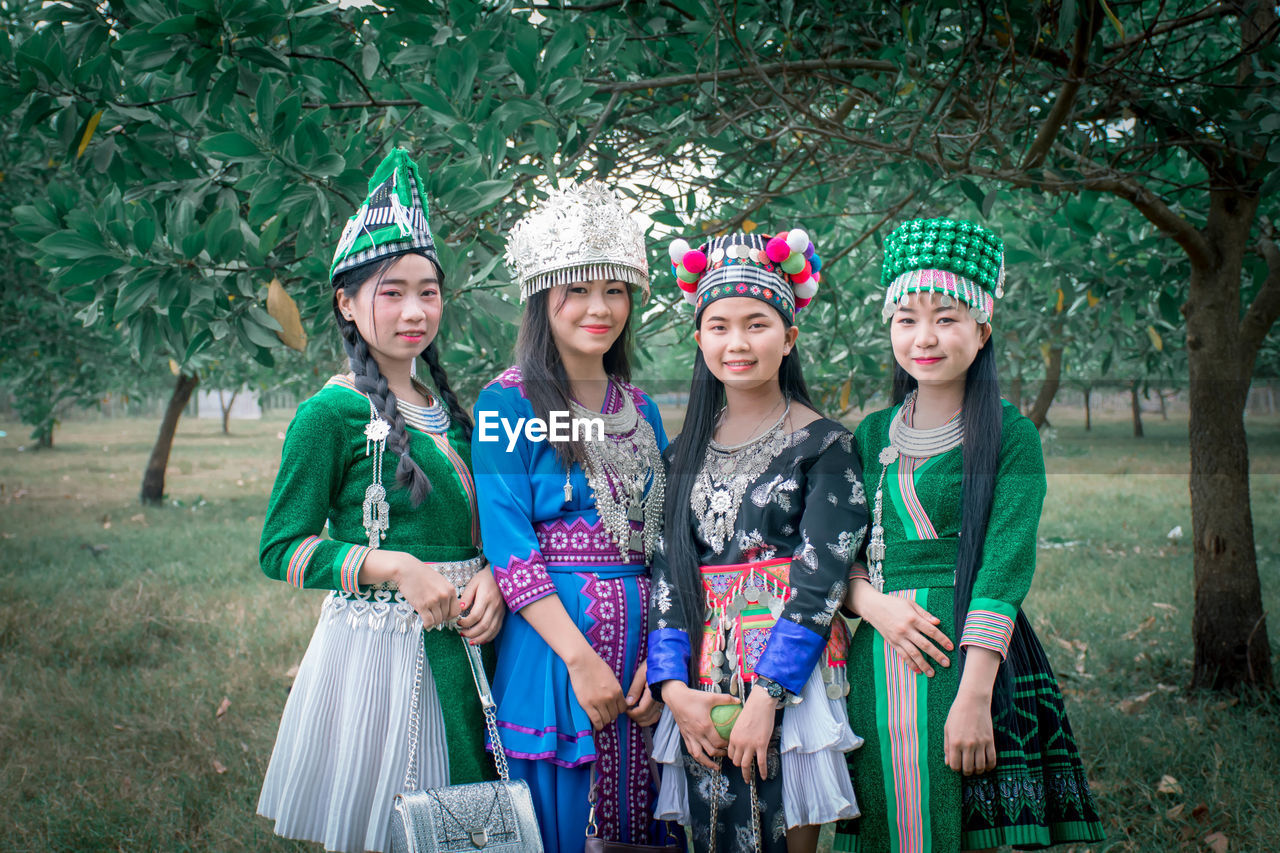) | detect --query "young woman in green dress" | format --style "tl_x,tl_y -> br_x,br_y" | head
835,219 -> 1104,852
